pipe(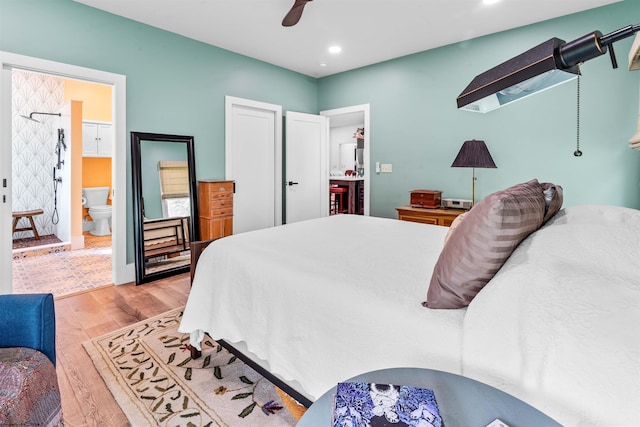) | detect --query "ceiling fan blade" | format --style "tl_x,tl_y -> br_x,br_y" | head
282,0 -> 313,27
